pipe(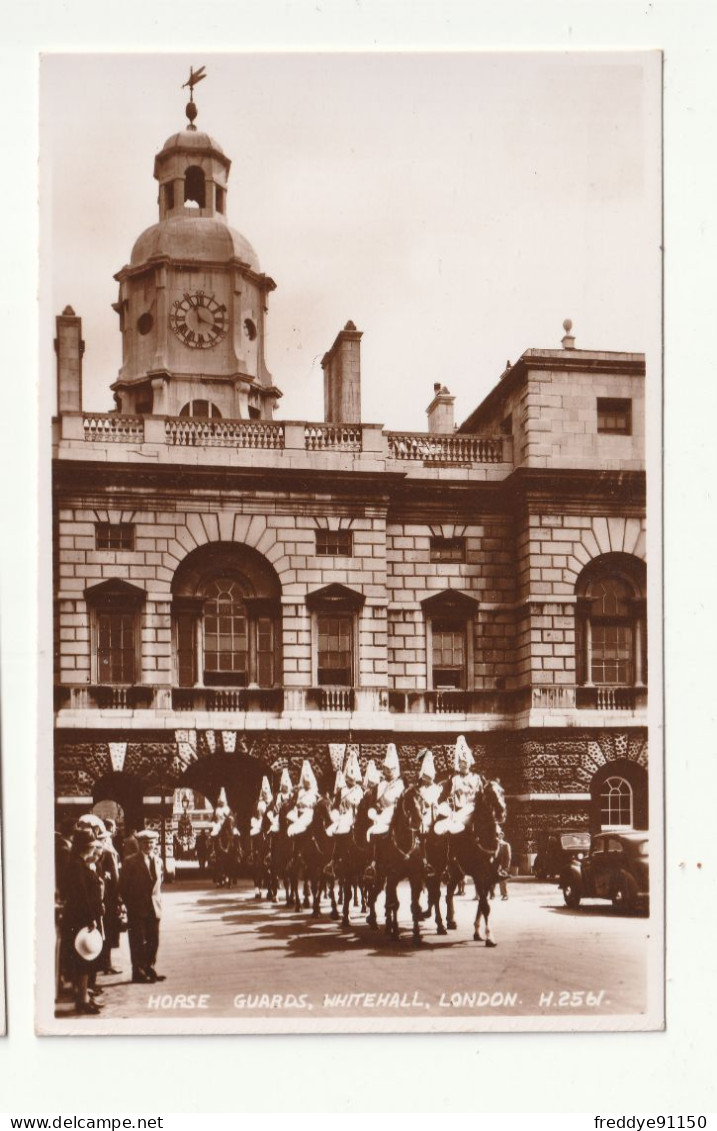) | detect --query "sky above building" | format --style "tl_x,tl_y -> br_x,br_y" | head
41,52 -> 661,431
